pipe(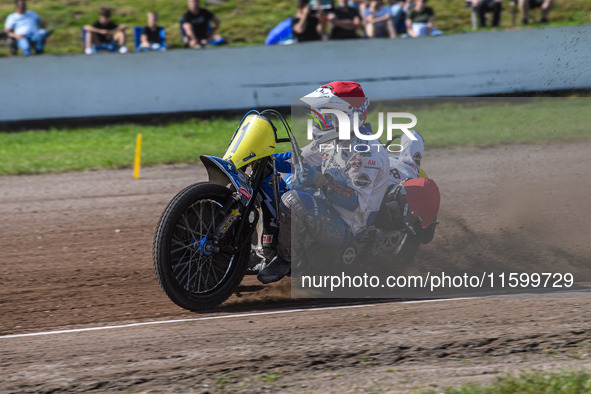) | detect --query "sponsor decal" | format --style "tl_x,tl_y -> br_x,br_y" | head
242,152 -> 257,162
331,181 -> 356,198
238,187 -> 251,200
262,235 -> 273,244
350,157 -> 363,170
364,158 -> 381,170
221,208 -> 241,233
353,173 -> 372,188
